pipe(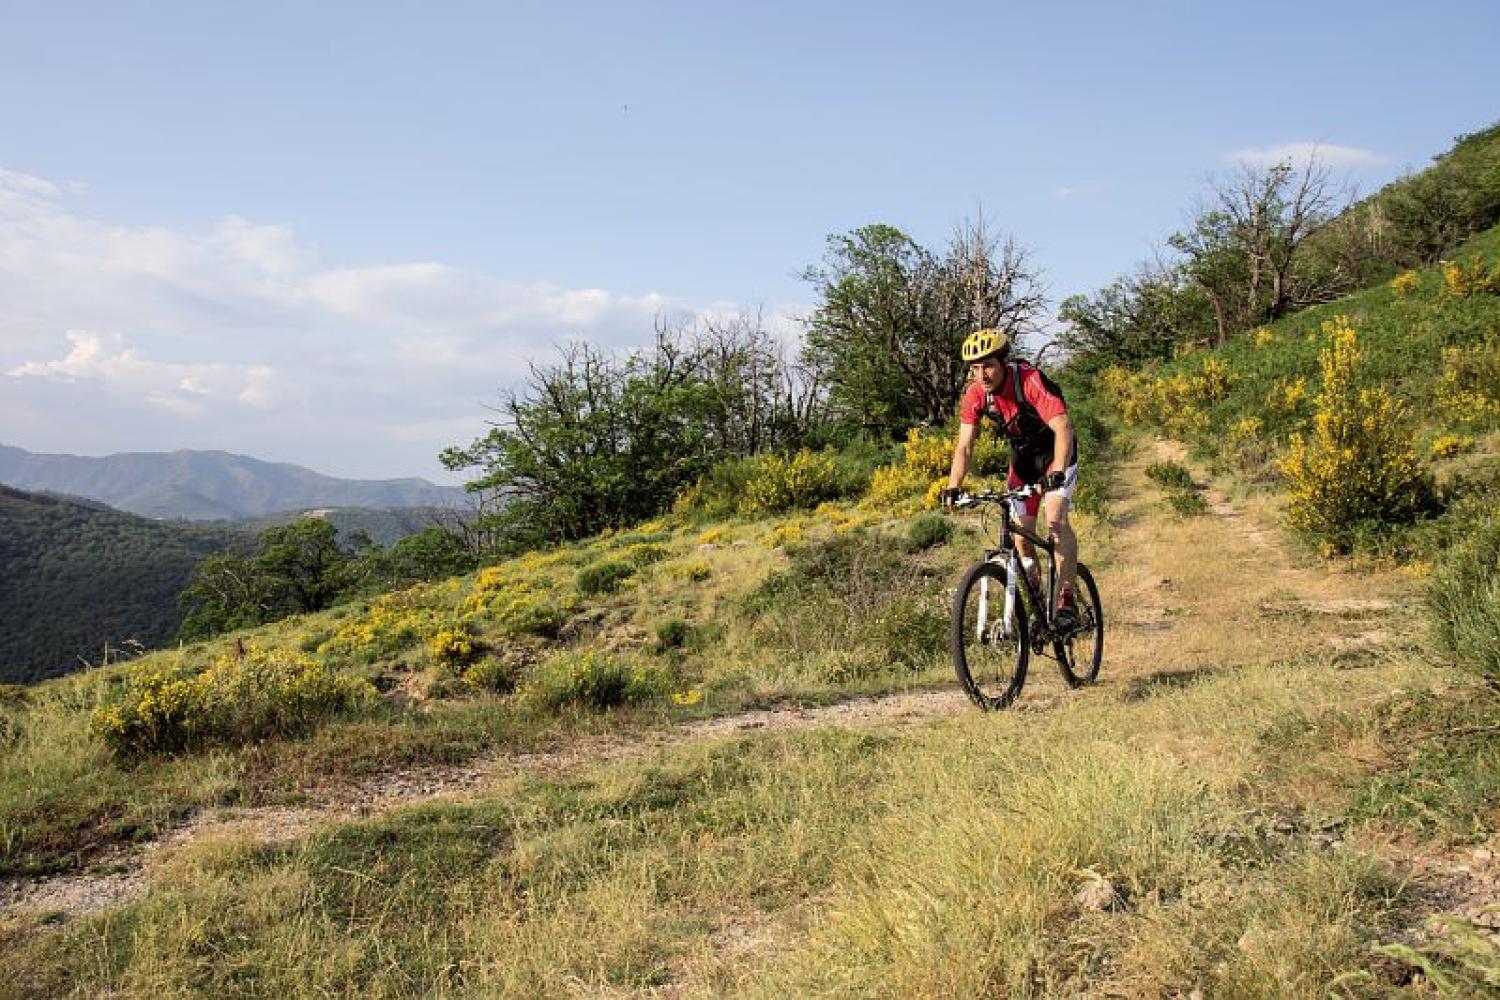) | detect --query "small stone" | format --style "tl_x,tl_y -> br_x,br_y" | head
1473,847 -> 1493,862
1073,878 -> 1120,912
